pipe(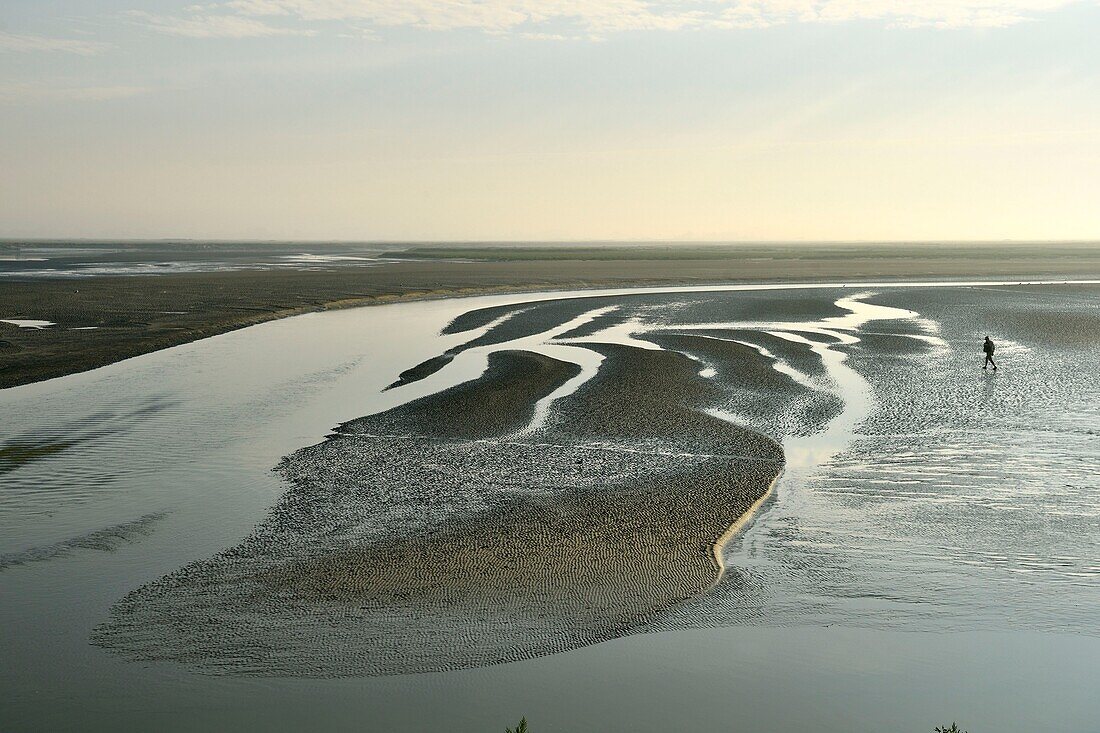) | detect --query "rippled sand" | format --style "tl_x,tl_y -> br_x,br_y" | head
92,348 -> 782,674
90,287 -> 942,676
3,279 -> 1098,733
